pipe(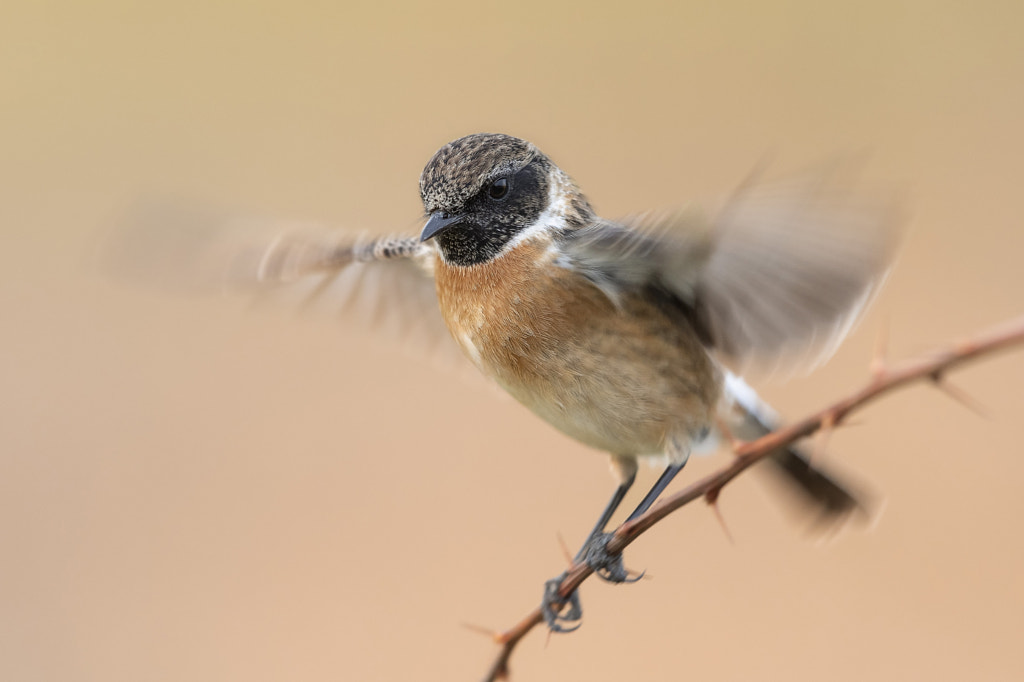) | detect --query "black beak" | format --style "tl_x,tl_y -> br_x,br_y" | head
420,211 -> 464,242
